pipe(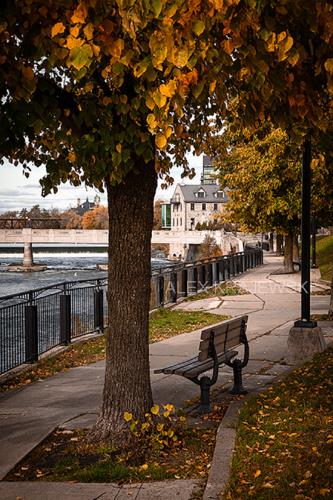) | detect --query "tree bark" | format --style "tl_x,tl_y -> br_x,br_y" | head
93,159 -> 157,445
293,234 -> 300,263
283,232 -> 294,273
276,234 -> 284,255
